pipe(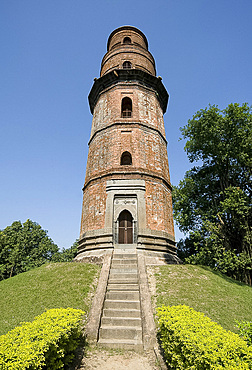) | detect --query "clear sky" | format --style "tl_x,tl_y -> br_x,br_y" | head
1,0 -> 252,248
